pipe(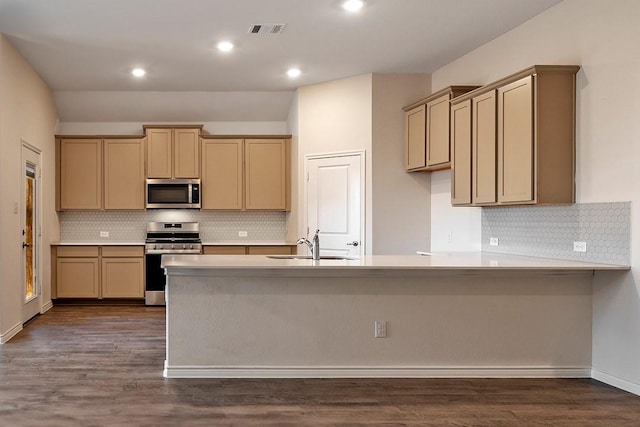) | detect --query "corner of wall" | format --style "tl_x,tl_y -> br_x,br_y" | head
370,73 -> 432,255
